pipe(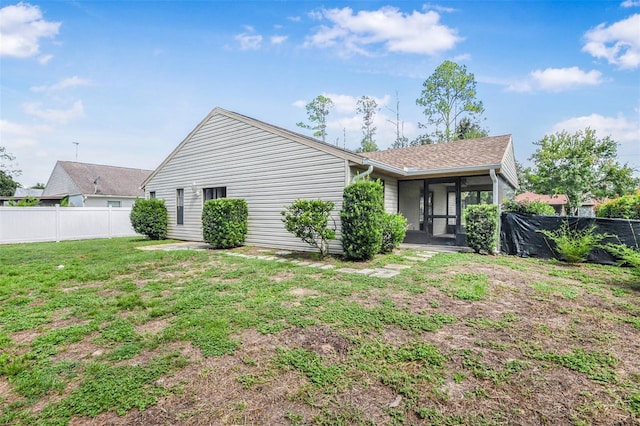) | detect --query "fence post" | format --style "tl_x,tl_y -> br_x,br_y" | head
55,204 -> 61,242
108,205 -> 112,238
